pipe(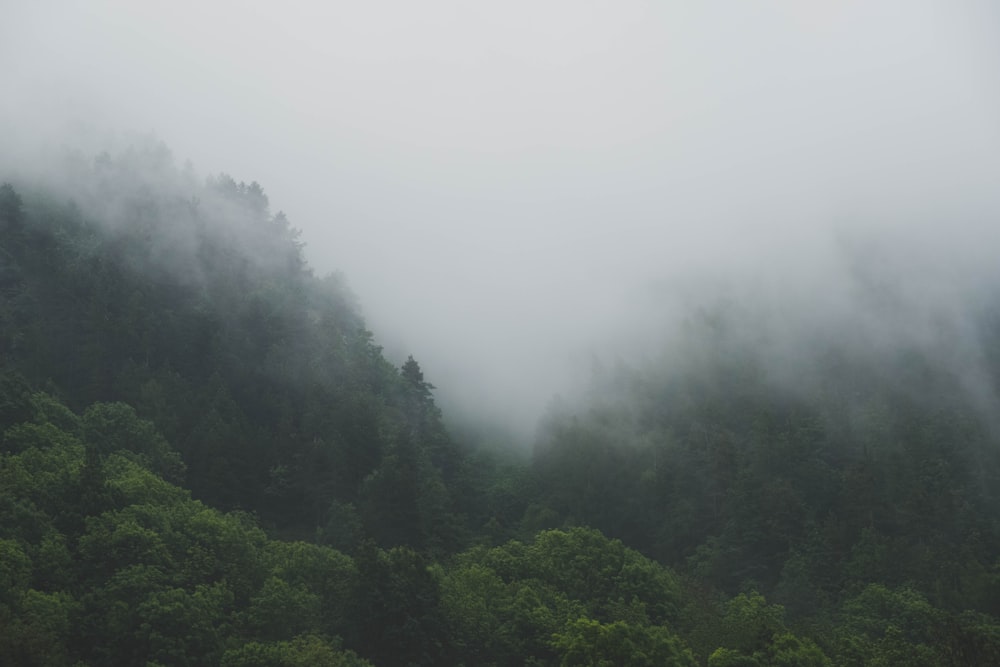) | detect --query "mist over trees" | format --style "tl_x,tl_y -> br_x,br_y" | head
1,144 -> 1000,665
4,1 -> 1000,663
